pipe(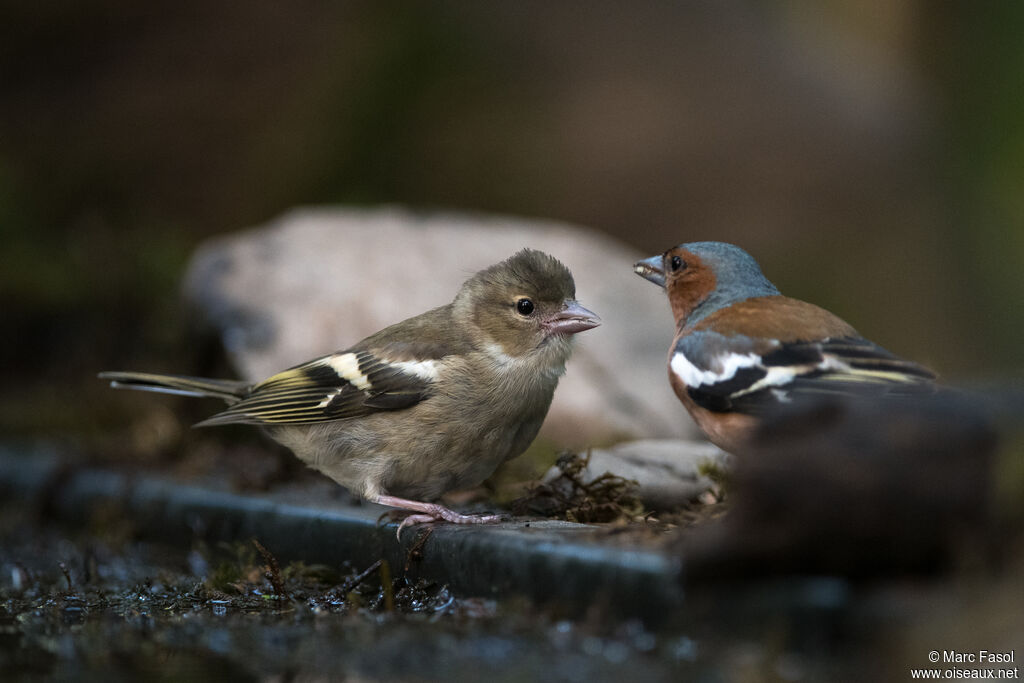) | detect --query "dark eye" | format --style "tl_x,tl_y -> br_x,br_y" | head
670,255 -> 685,271
516,298 -> 535,316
